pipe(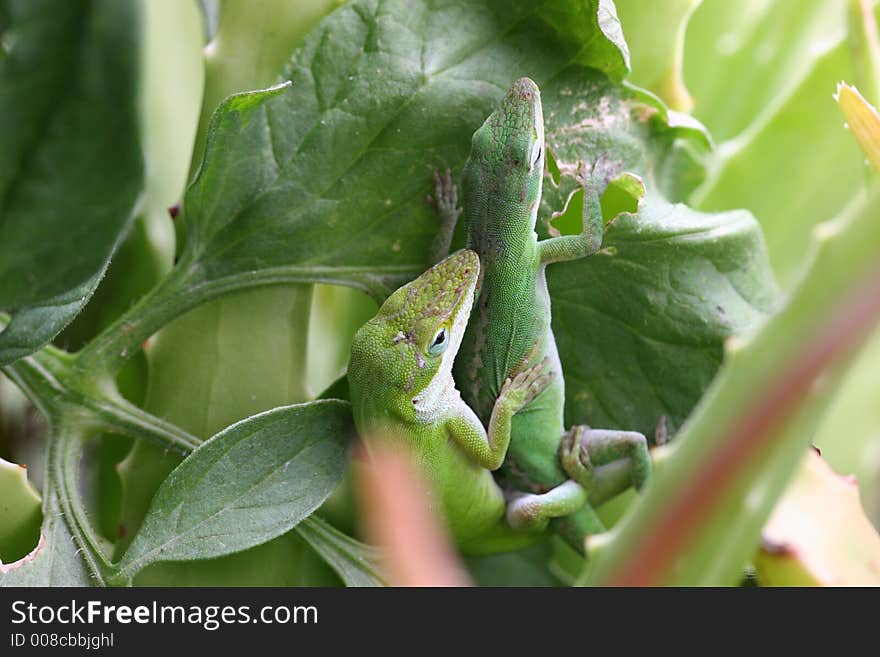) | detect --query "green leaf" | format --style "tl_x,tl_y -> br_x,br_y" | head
0,0 -> 143,363
583,178 -> 880,585
190,0 -> 340,173
168,0 -> 634,300
0,457 -> 41,563
0,271 -> 104,364
132,532 -> 342,586
551,193 -> 779,438
295,515 -> 385,587
536,68 -> 763,444
115,400 -> 353,580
